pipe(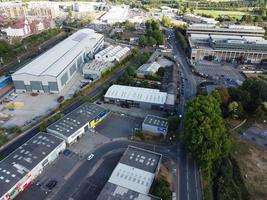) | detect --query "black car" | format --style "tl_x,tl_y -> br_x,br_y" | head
46,180 -> 57,190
